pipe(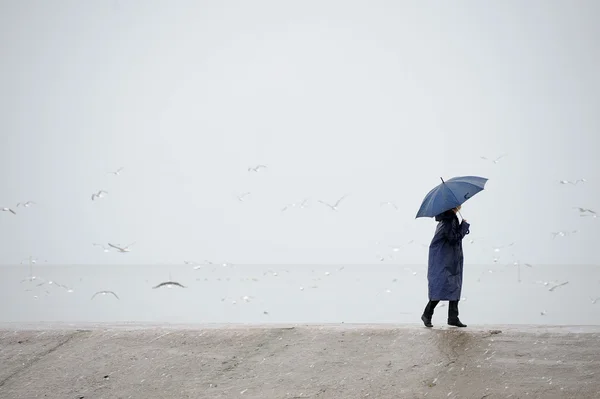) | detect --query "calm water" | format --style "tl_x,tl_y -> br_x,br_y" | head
1,264 -> 599,326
